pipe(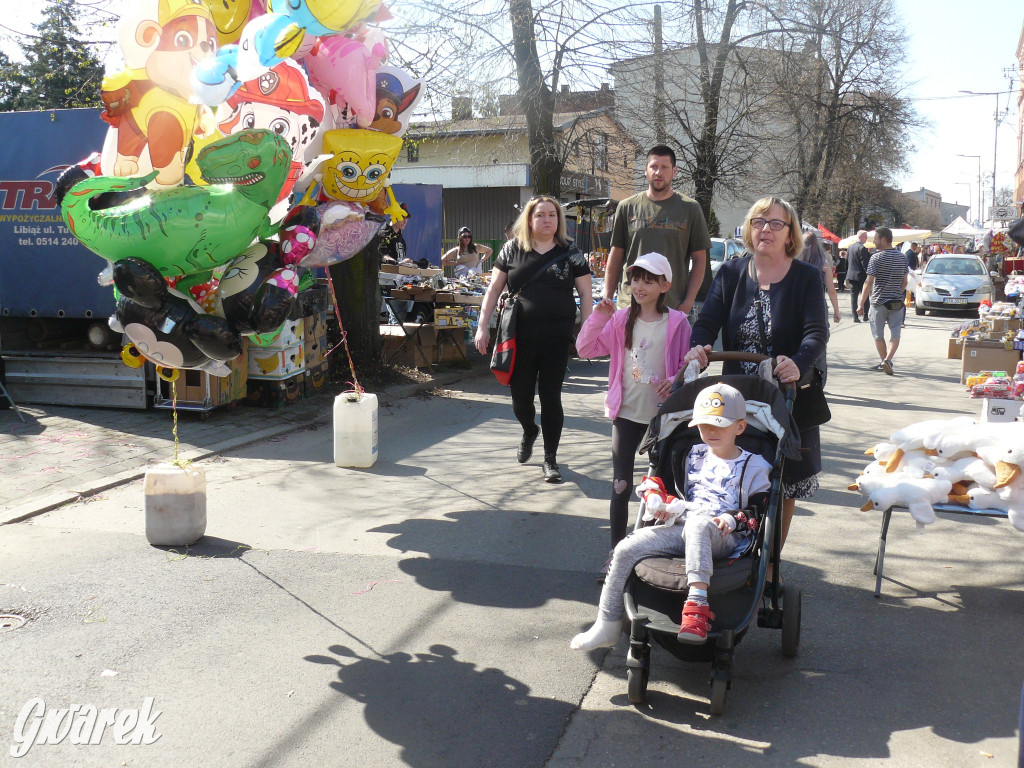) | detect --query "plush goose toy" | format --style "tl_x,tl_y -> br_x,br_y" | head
860,477 -> 953,528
